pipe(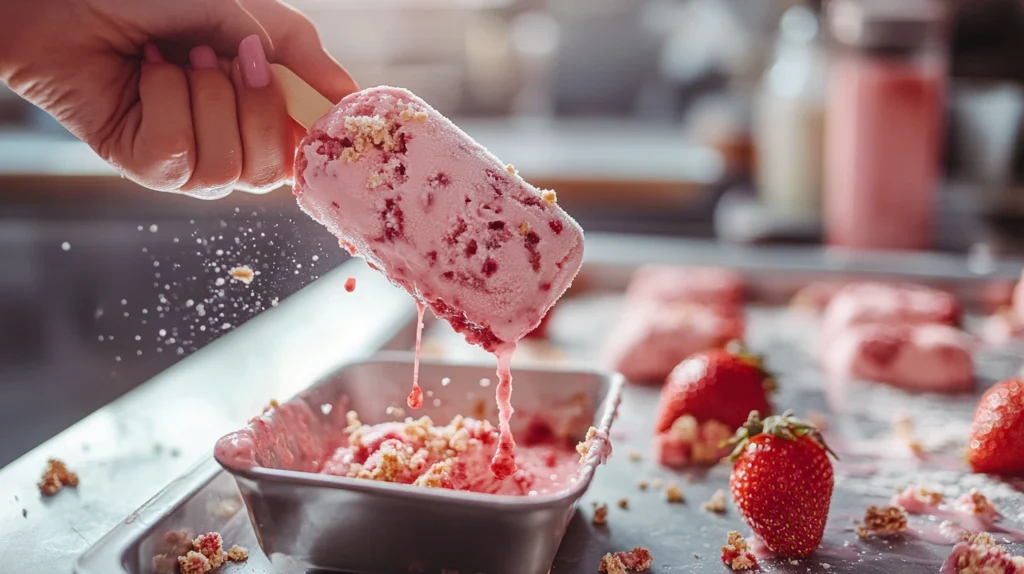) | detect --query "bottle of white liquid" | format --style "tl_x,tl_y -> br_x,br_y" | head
754,4 -> 828,216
